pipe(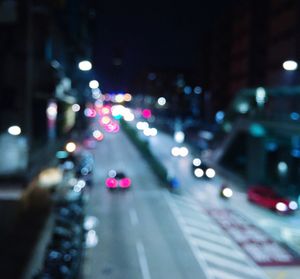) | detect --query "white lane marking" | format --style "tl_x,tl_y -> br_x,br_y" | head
129,208 -> 139,226
136,240 -> 151,279
201,251 -> 261,277
190,237 -> 247,262
164,192 -> 214,279
210,268 -> 248,279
